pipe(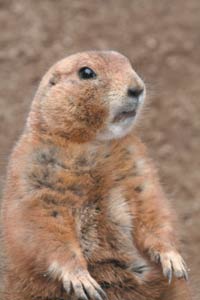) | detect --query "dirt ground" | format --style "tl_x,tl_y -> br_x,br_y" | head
0,0 -> 199,297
